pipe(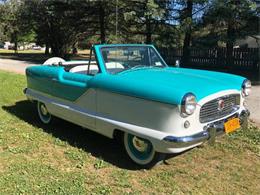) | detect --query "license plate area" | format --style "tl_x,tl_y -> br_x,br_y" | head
224,117 -> 240,133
